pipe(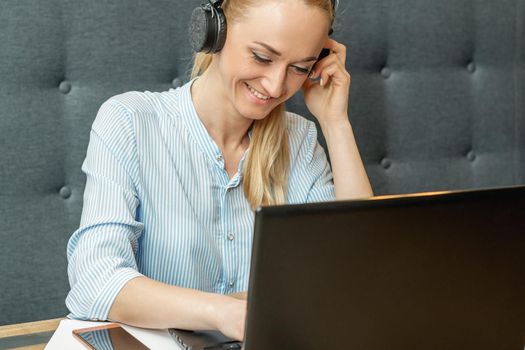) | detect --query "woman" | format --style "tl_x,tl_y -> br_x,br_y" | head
66,0 -> 373,341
